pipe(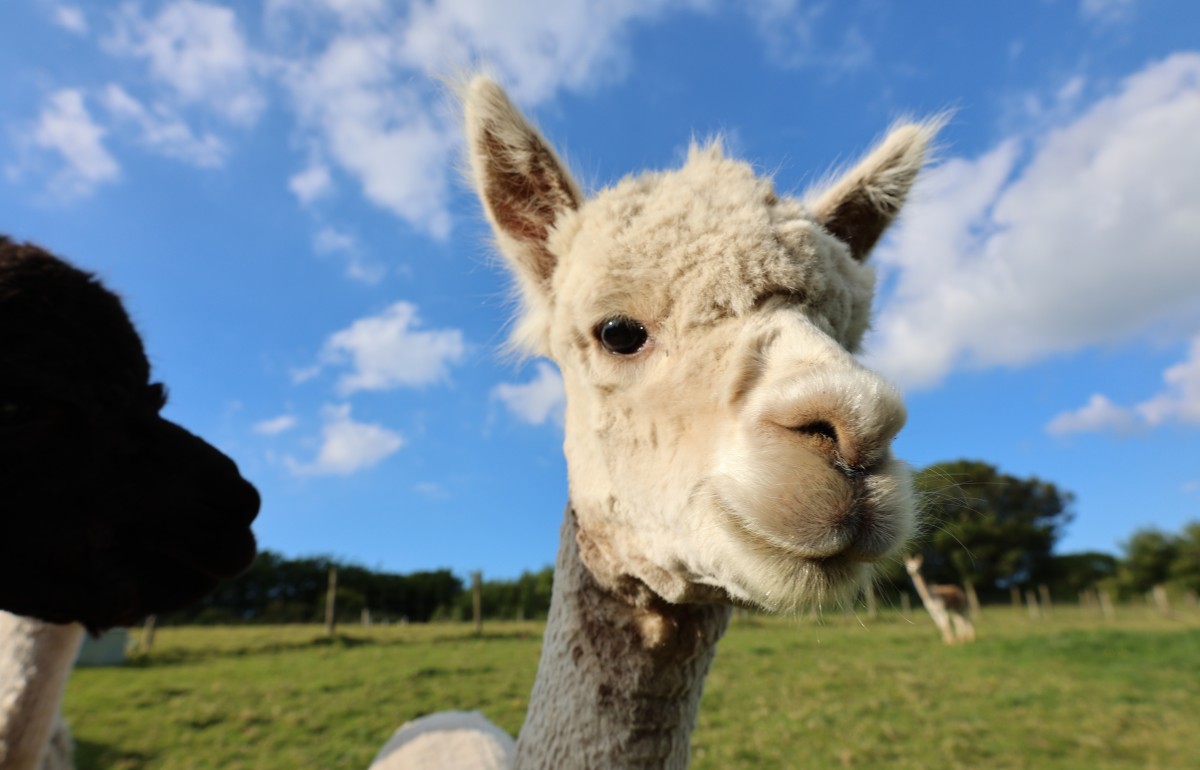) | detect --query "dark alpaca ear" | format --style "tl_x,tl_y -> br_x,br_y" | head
808,118 -> 942,261
462,76 -> 582,296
